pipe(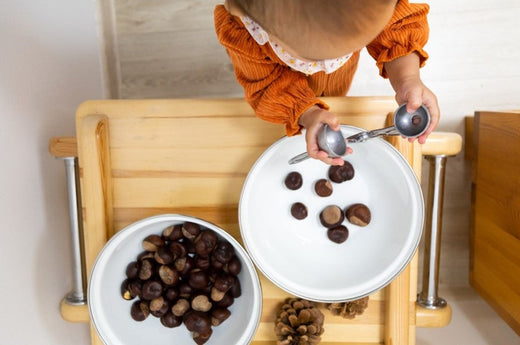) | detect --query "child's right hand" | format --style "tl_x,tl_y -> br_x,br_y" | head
298,105 -> 350,166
